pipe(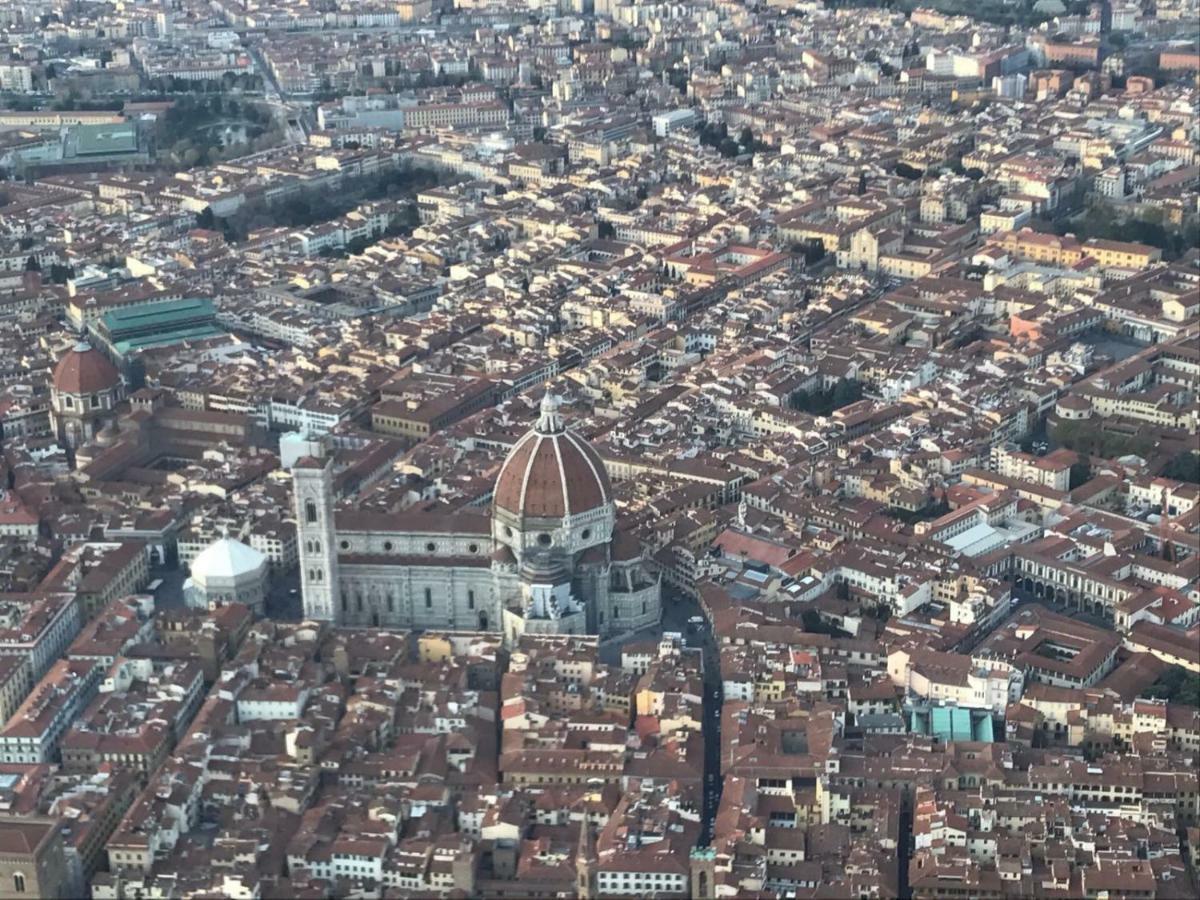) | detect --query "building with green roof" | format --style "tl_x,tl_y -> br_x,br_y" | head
72,123 -> 139,157
91,297 -> 226,384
